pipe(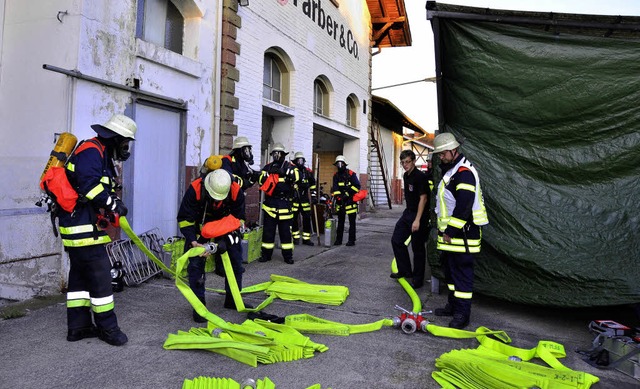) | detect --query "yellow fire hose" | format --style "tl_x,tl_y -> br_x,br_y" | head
121,217 -> 600,387
182,376 -> 329,389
